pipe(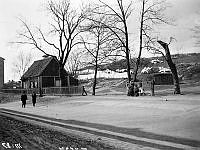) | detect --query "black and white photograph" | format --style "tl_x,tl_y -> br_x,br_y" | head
0,0 -> 200,149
